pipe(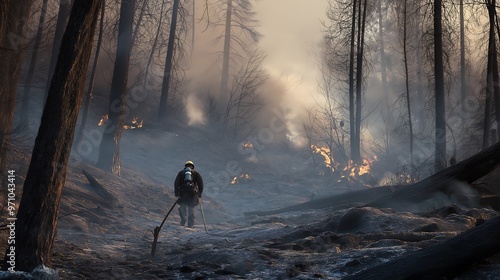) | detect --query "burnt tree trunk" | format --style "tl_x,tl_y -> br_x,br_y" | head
75,0 -> 105,147
344,216 -> 500,280
44,0 -> 73,104
1,0 -> 102,272
434,0 -> 447,172
0,0 -> 35,189
368,141 -> 500,210
158,0 -> 180,121
20,0 -> 49,124
97,0 -> 135,175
